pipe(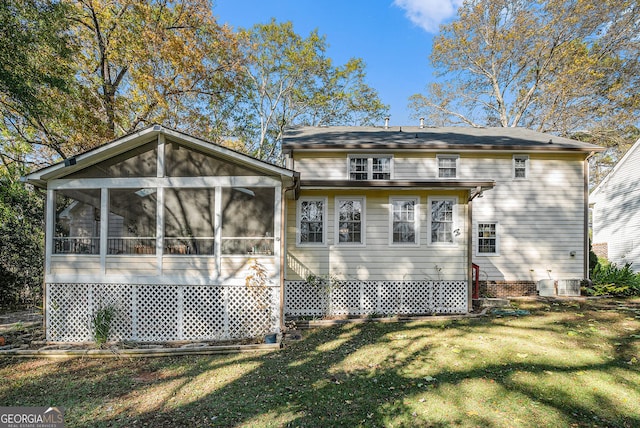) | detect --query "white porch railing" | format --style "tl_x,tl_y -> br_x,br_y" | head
46,283 -> 279,342
285,280 -> 468,317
